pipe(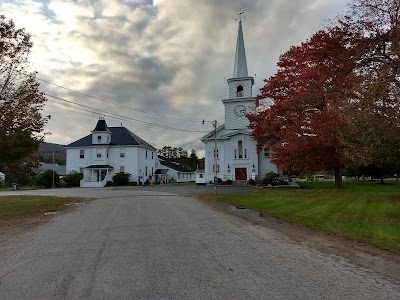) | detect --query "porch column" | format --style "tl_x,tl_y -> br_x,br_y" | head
91,169 -> 94,182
